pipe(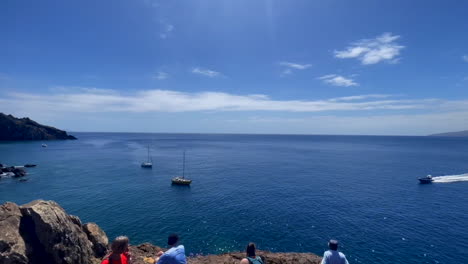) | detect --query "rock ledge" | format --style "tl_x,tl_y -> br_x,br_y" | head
0,200 -> 321,264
